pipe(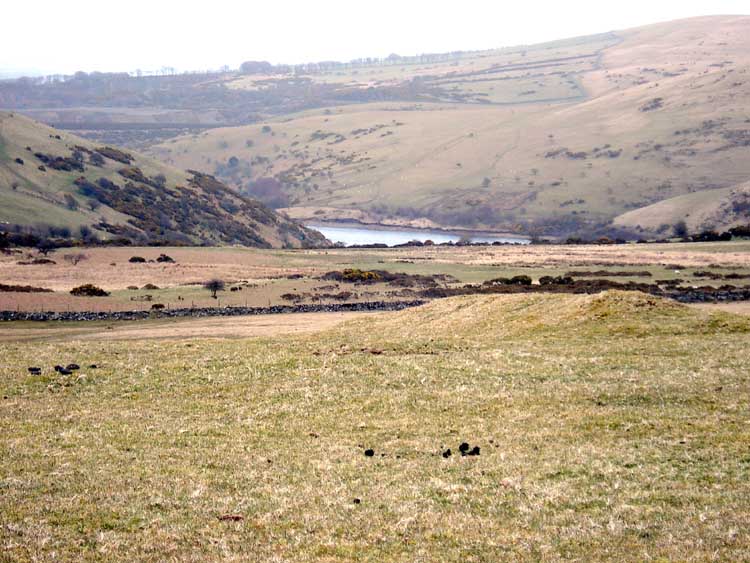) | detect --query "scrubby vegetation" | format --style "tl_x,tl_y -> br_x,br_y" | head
69,284 -> 109,297
0,112 -> 327,249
